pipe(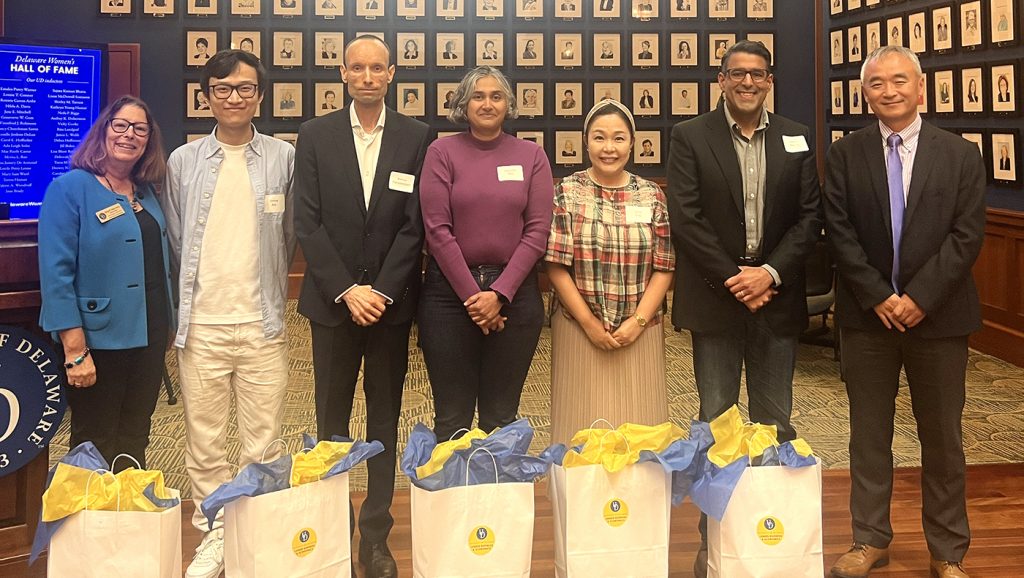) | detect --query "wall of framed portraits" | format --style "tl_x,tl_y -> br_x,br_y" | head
825,0 -> 1024,211
5,0 -> 814,180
